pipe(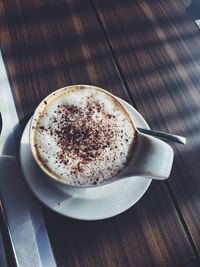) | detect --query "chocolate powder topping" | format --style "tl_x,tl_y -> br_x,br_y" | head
38,100 -> 119,175
34,89 -> 135,186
